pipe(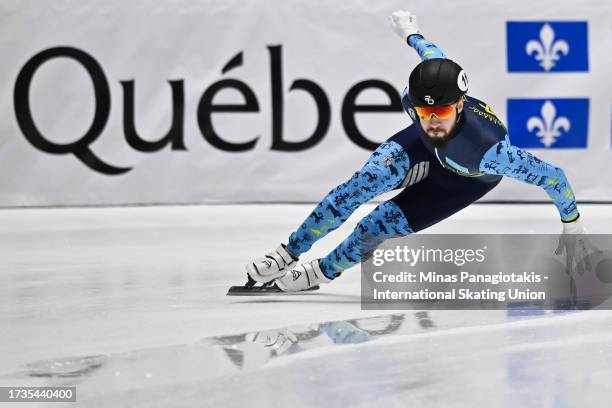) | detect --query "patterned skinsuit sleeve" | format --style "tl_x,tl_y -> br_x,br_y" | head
480,138 -> 579,221
407,35 -> 447,60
